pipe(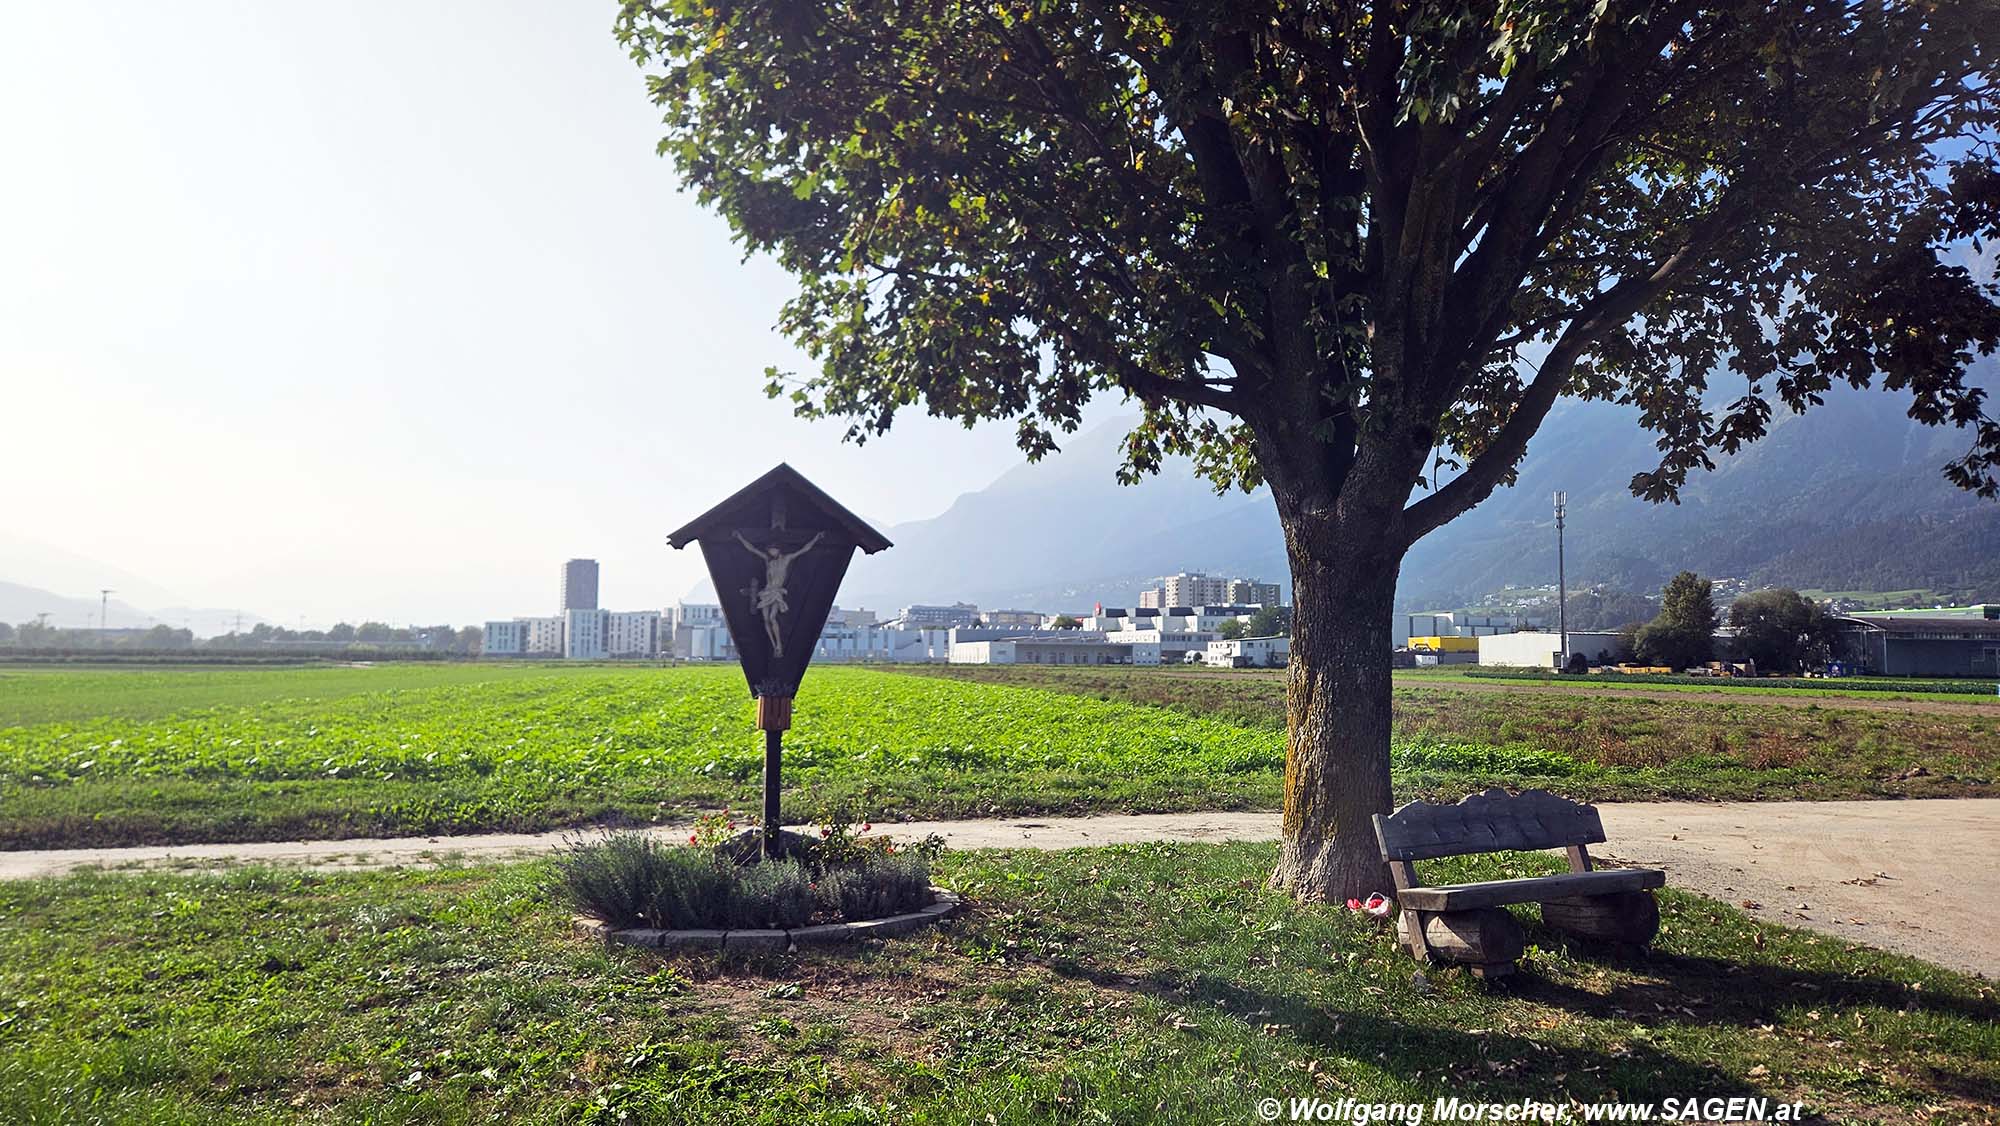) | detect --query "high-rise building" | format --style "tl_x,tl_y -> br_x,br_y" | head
1226,578 -> 1284,607
1141,572 -> 1284,609
560,559 -> 600,614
